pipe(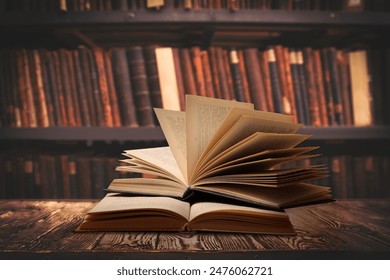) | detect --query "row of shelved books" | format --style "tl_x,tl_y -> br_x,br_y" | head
0,151 -> 140,199
0,0 -> 387,13
0,151 -> 389,199
1,45 -> 389,128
